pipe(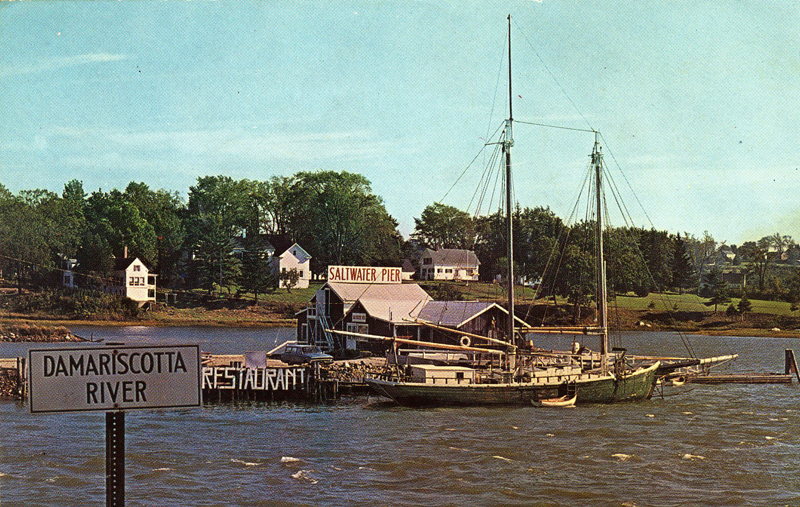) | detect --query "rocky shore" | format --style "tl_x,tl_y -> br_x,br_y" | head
0,323 -> 83,343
